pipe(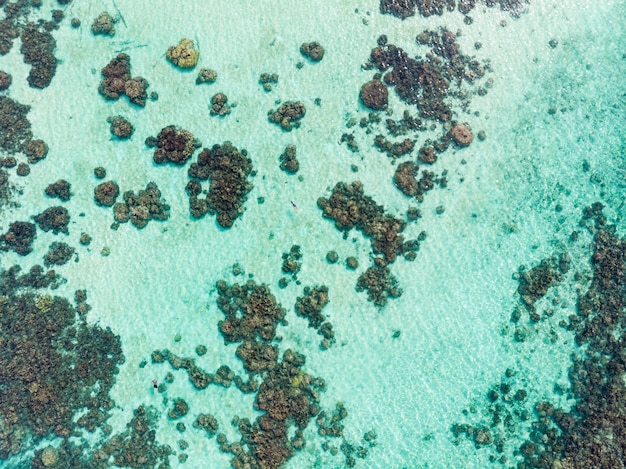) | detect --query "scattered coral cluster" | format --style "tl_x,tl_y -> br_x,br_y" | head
317,181 -> 417,305
166,39 -> 199,69
147,125 -> 197,165
278,144 -> 299,174
295,285 -> 335,349
380,0 -> 530,19
0,281 -> 123,461
151,279 -> 373,468
186,142 -> 254,228
268,101 -> 306,131
279,244 -> 303,287
453,204 -> 626,469
318,181 -> 416,263
94,180 -> 170,229
91,11 -> 117,36
98,53 -> 150,106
